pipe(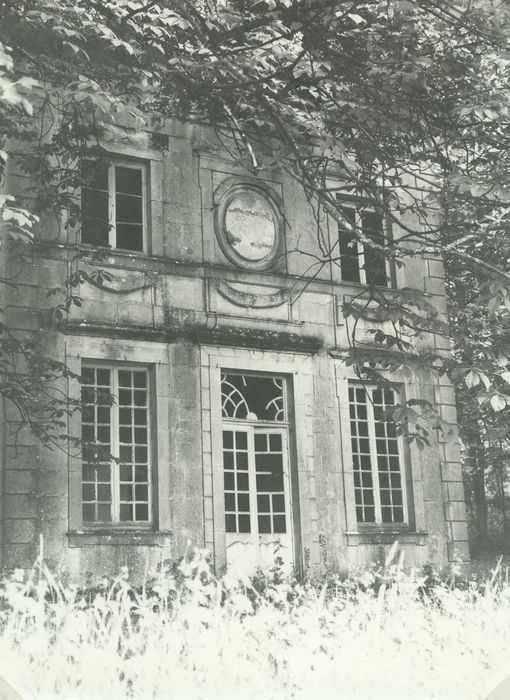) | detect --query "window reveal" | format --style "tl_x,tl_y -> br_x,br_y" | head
348,385 -> 406,525
81,161 -> 145,251
81,365 -> 151,525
